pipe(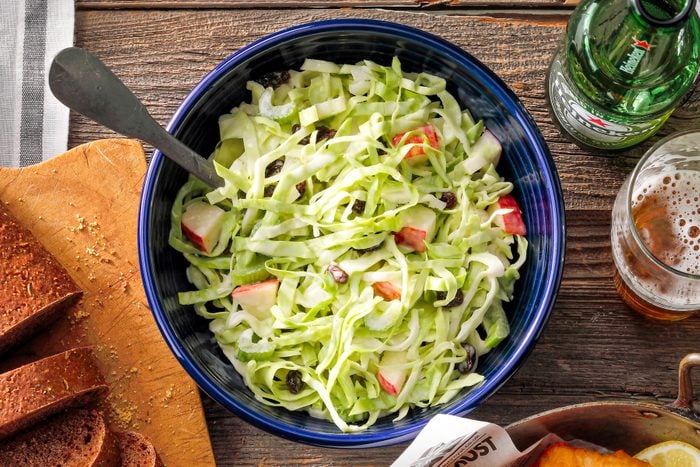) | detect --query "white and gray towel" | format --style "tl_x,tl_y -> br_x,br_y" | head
0,0 -> 74,167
